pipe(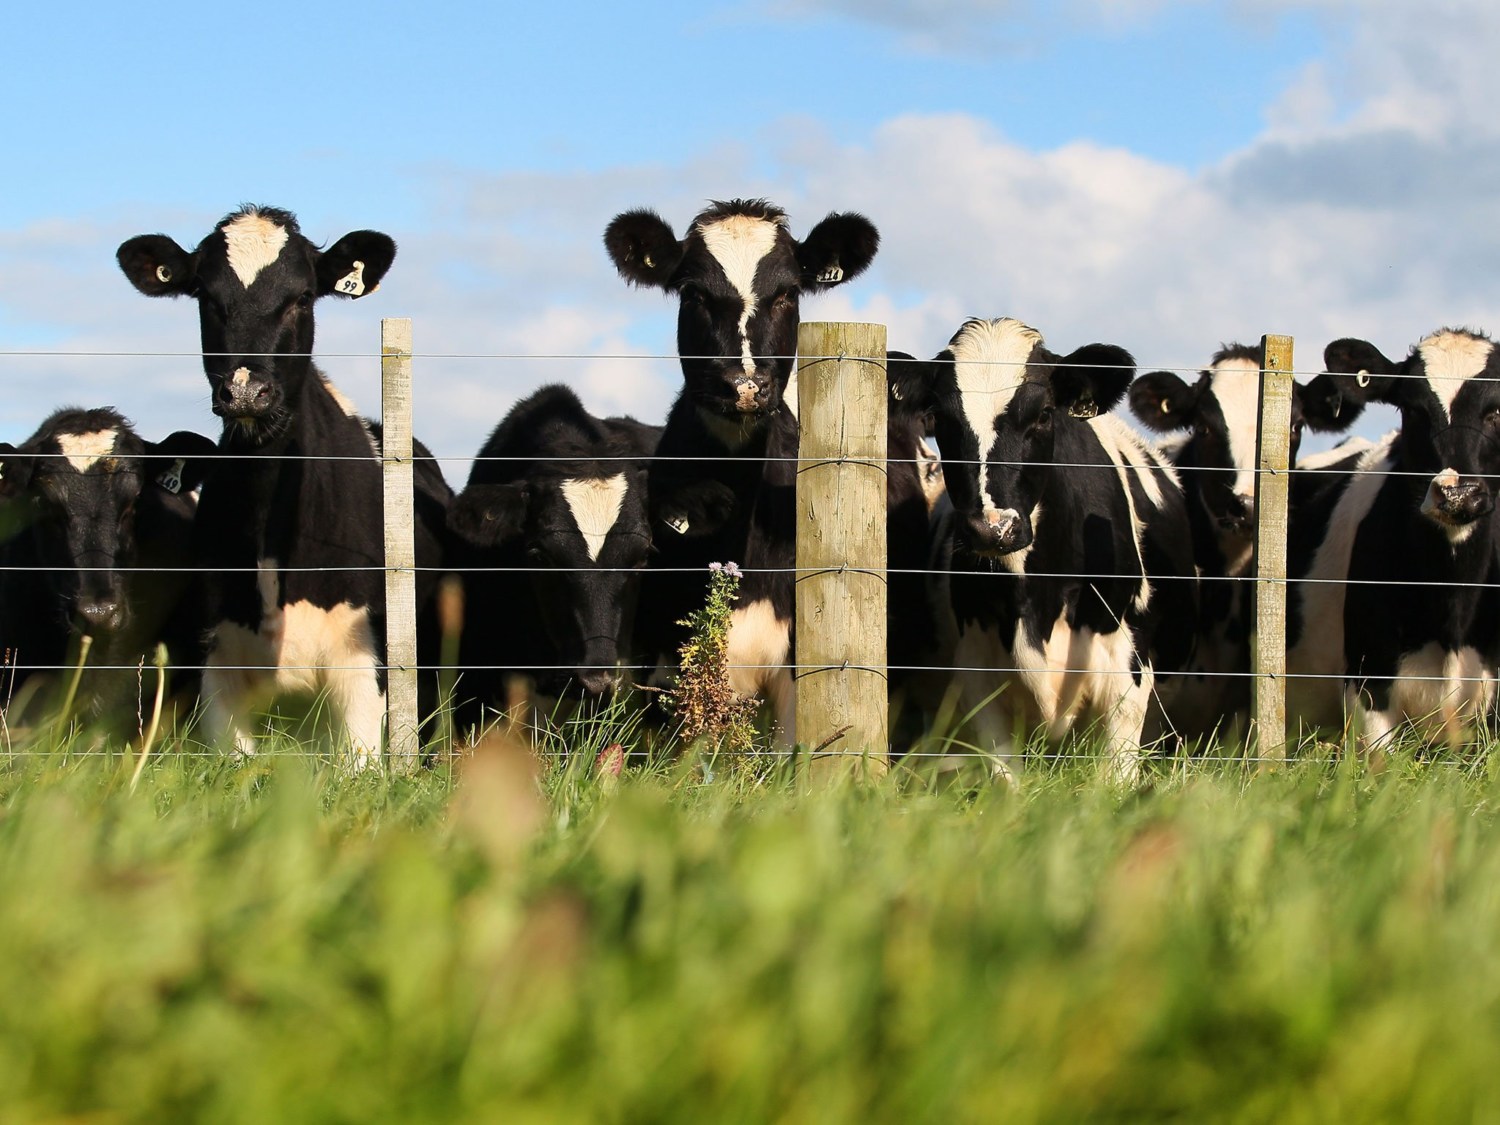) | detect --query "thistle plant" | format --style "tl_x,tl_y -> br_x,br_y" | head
666,562 -> 759,757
